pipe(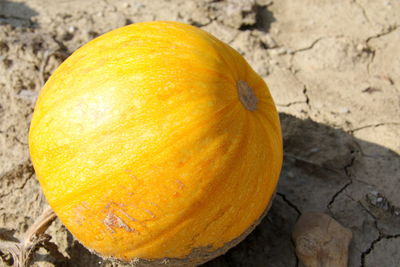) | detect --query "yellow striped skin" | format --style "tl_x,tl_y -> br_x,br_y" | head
29,21 -> 282,261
